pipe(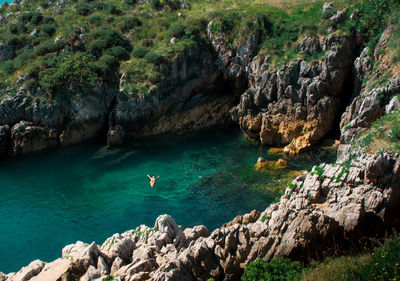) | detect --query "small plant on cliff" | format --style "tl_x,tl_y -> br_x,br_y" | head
242,257 -> 302,281
311,166 -> 324,180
